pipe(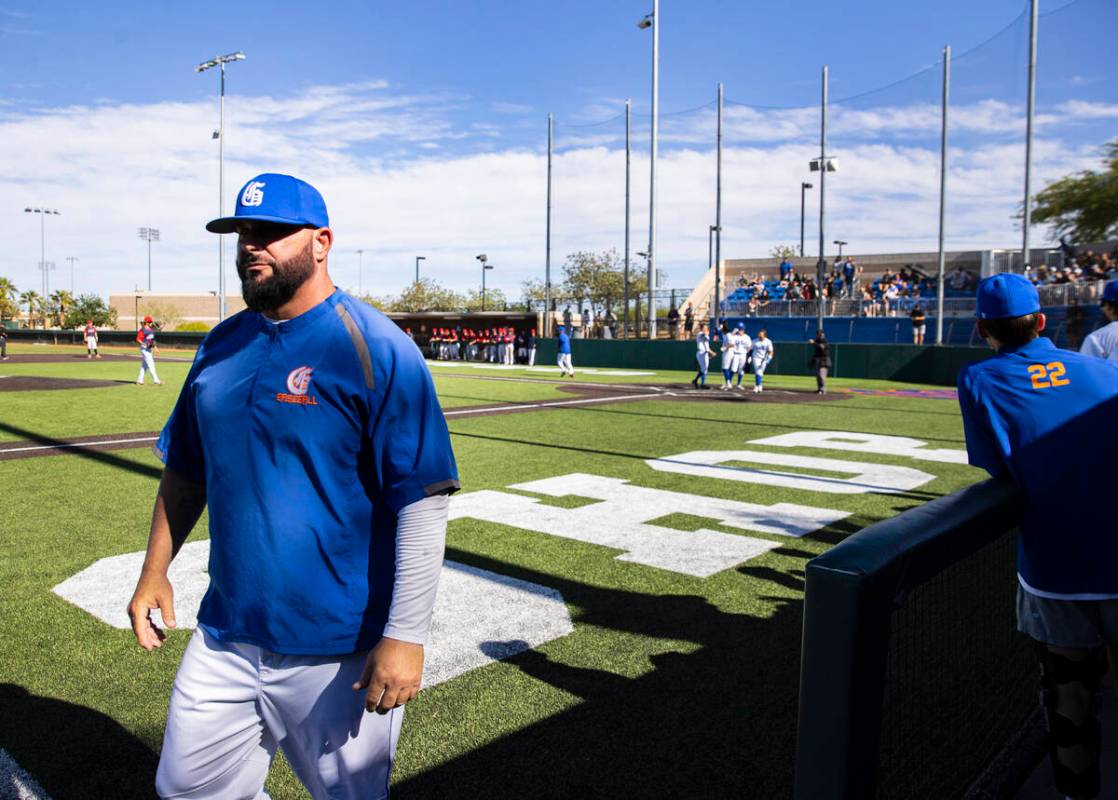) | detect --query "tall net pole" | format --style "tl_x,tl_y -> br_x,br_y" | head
1021,0 -> 1039,273
936,46 -> 951,346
